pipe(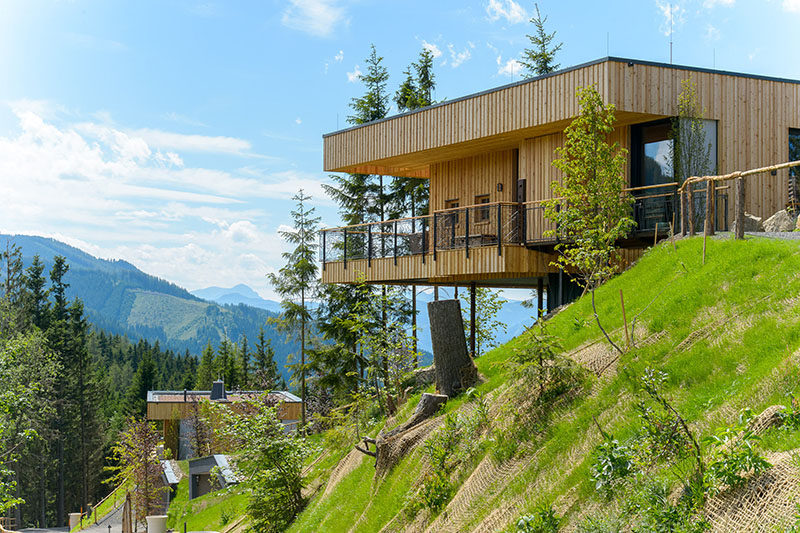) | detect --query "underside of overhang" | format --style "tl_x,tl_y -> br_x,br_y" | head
324,111 -> 664,178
